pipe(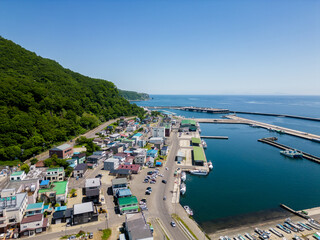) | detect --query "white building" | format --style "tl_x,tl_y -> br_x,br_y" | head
152,127 -> 165,138
104,158 -> 120,171
10,171 -> 26,181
